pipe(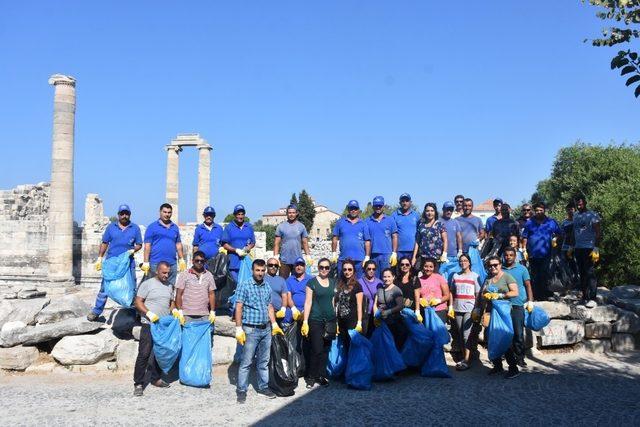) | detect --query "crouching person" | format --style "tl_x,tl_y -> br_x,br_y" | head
133,262 -> 174,396
235,259 -> 284,403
